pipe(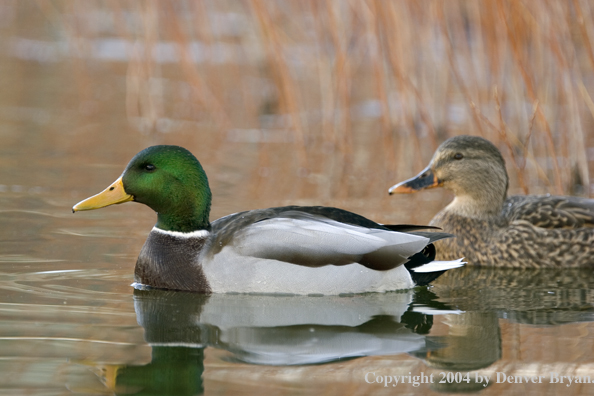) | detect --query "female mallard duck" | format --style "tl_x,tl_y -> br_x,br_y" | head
389,135 -> 594,267
73,145 -> 463,294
